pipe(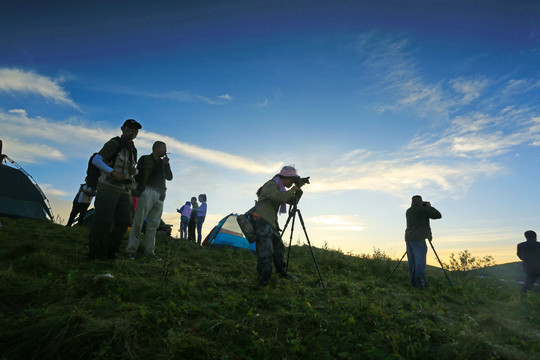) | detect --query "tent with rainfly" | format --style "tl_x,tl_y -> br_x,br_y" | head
202,213 -> 256,253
